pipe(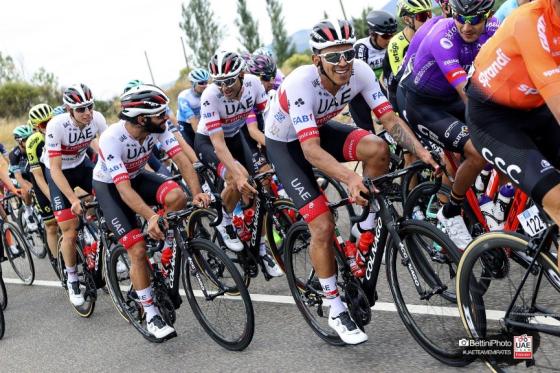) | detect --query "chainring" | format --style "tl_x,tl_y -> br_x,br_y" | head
343,278 -> 371,330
